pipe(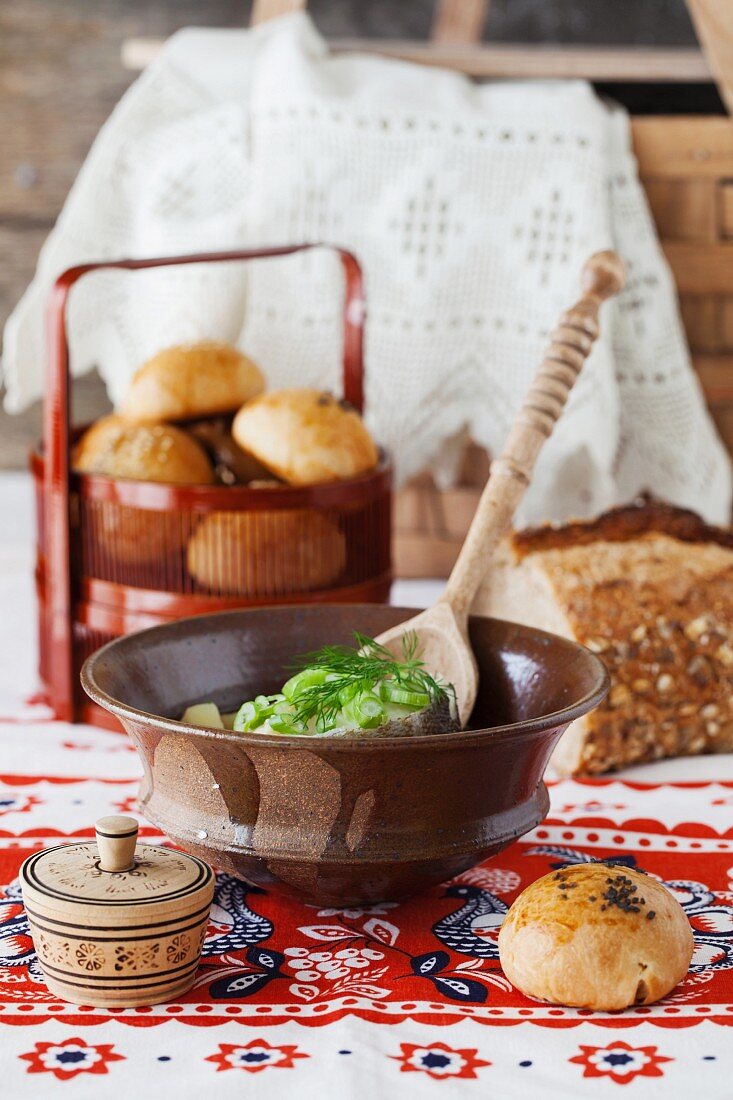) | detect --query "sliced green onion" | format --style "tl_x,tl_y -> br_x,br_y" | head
338,681 -> 360,707
234,695 -> 287,732
233,701 -> 259,732
268,714 -> 302,734
315,711 -> 338,733
282,668 -> 330,701
273,700 -> 295,716
380,682 -> 430,709
344,690 -> 385,730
